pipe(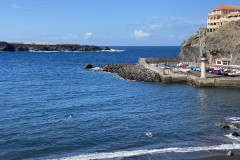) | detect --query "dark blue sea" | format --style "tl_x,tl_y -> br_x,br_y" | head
1,46 -> 240,160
